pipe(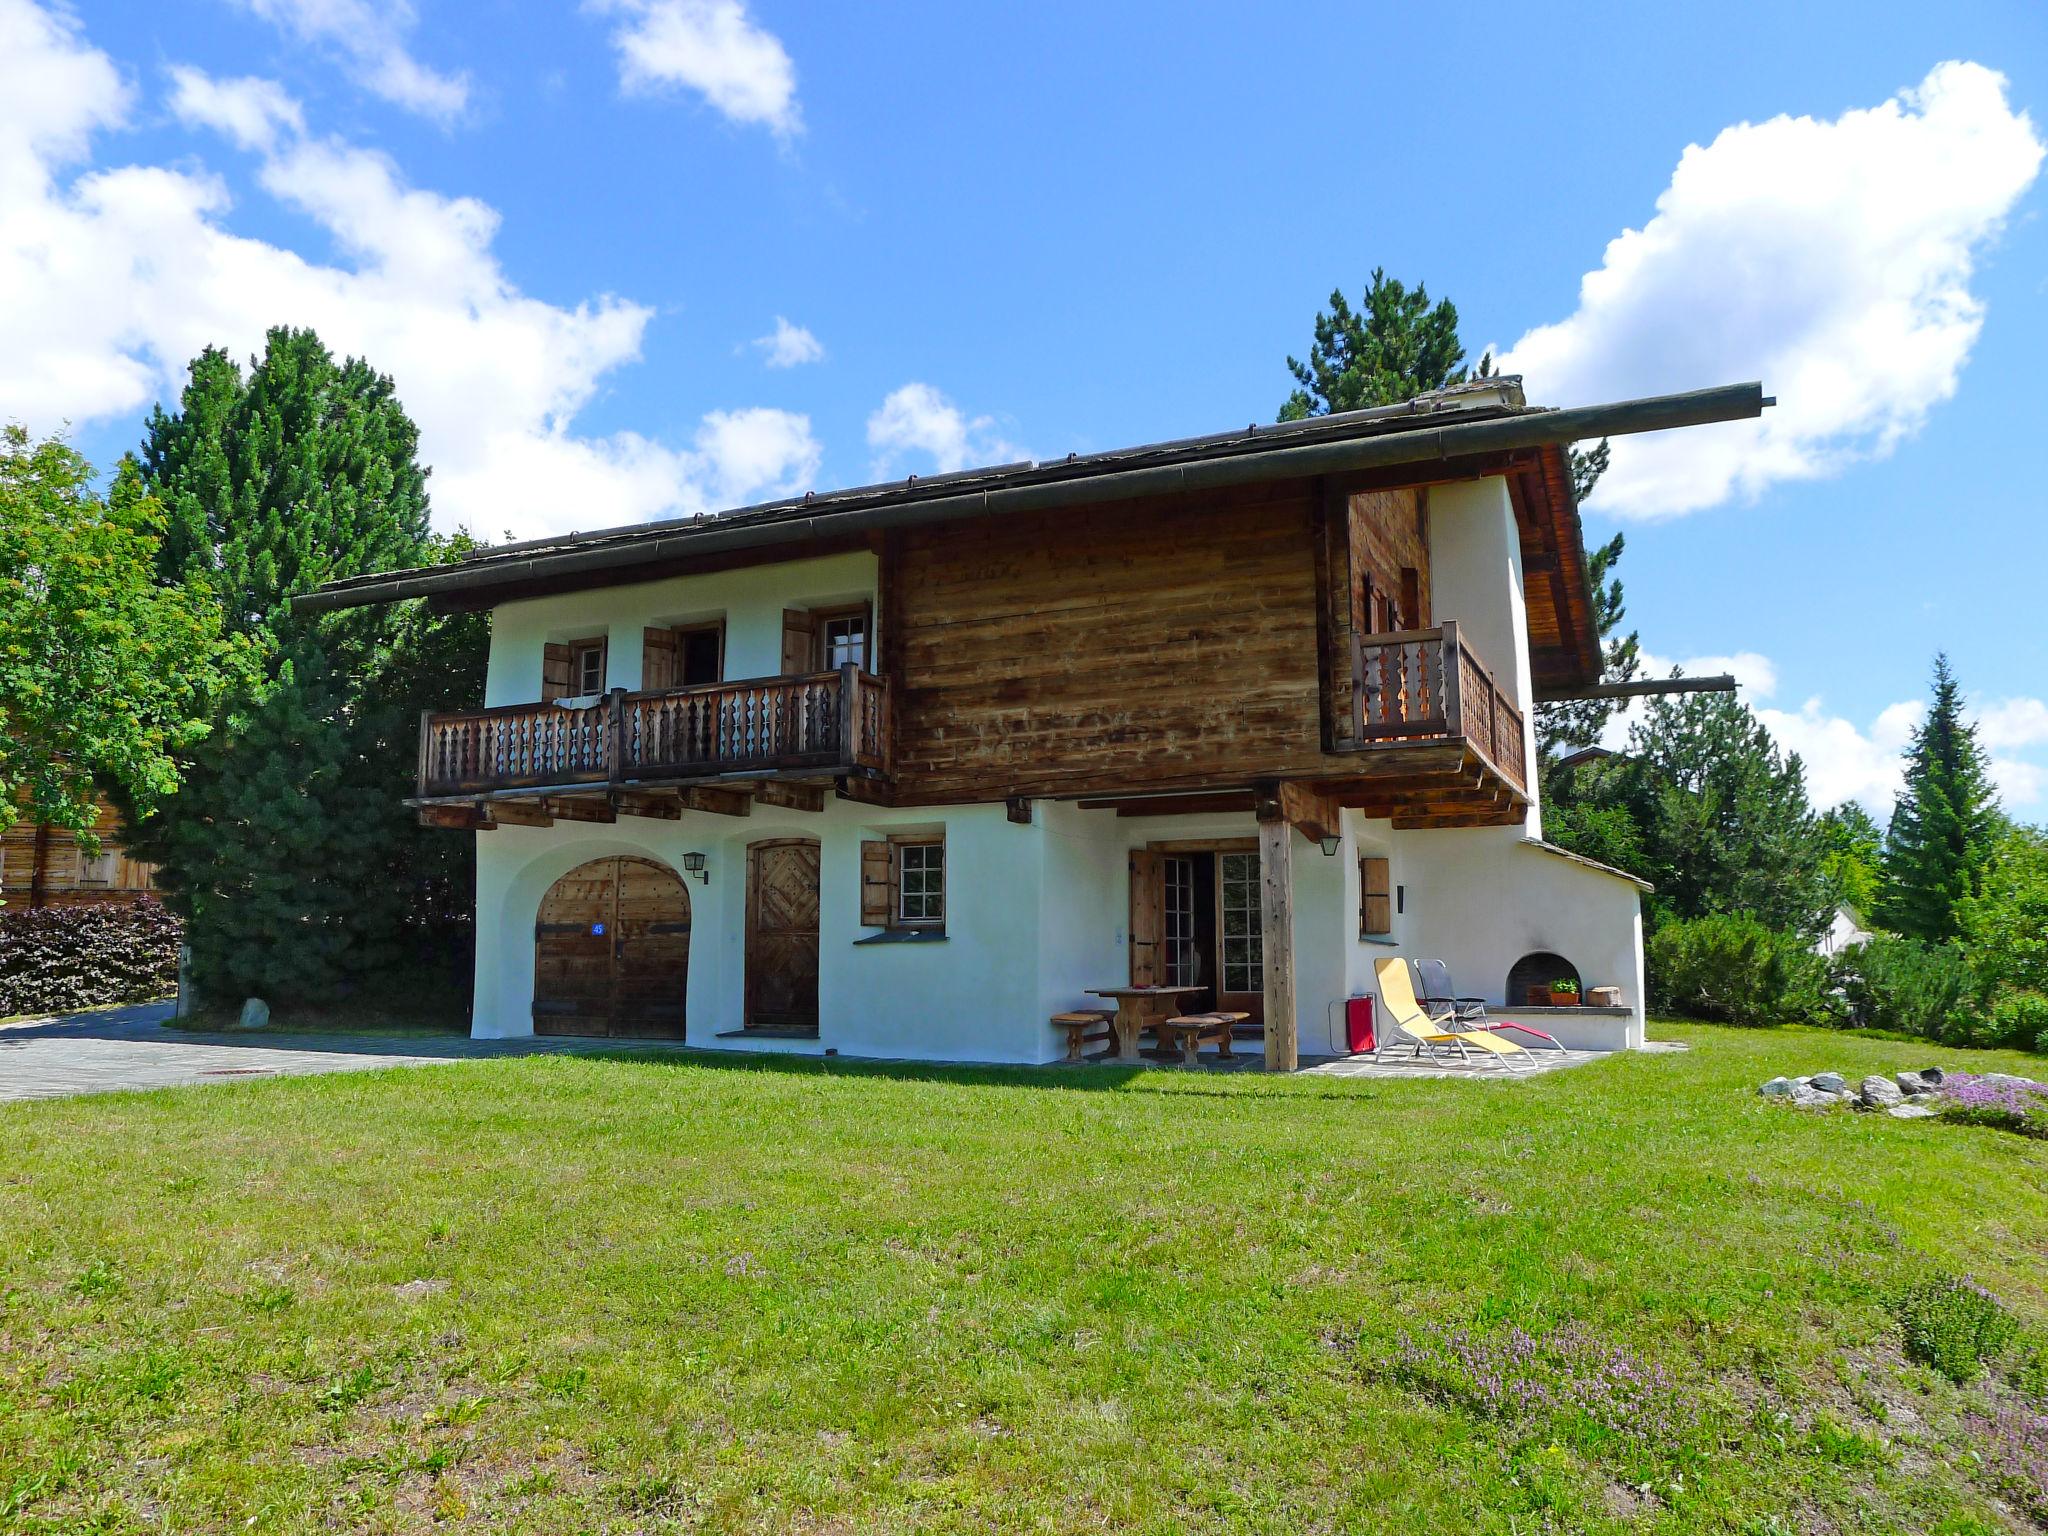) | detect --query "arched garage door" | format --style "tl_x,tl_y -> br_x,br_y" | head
533,856 -> 689,1038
